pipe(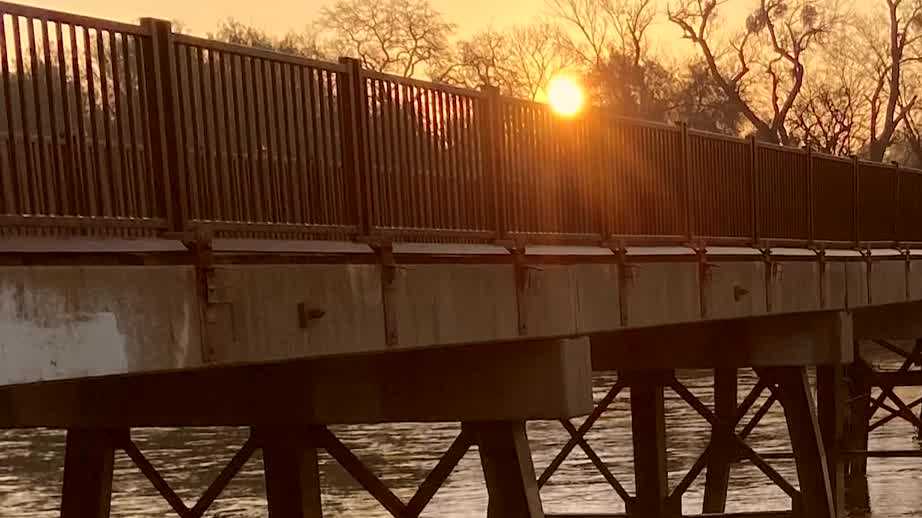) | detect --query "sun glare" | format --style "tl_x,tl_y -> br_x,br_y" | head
547,75 -> 585,117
